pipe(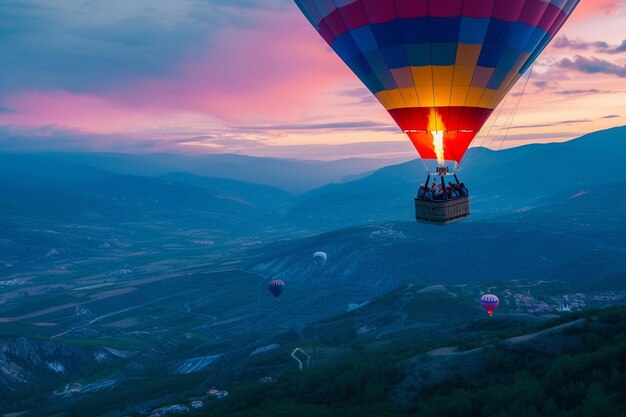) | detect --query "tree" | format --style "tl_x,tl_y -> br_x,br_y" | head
582,384 -> 615,417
